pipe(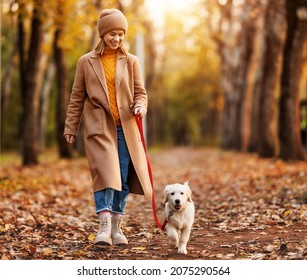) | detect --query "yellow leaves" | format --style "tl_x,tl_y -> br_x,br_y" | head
0,224 -> 12,232
120,249 -> 129,254
59,251 -> 66,257
283,209 -> 291,217
72,250 -> 87,257
22,244 -> 37,255
42,248 -> 53,255
131,247 -> 147,251
87,234 -> 96,242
